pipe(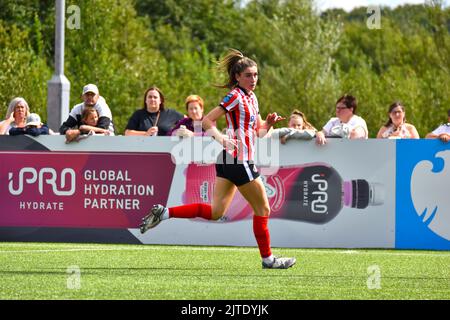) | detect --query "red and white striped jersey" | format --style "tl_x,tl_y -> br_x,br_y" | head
220,86 -> 259,161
